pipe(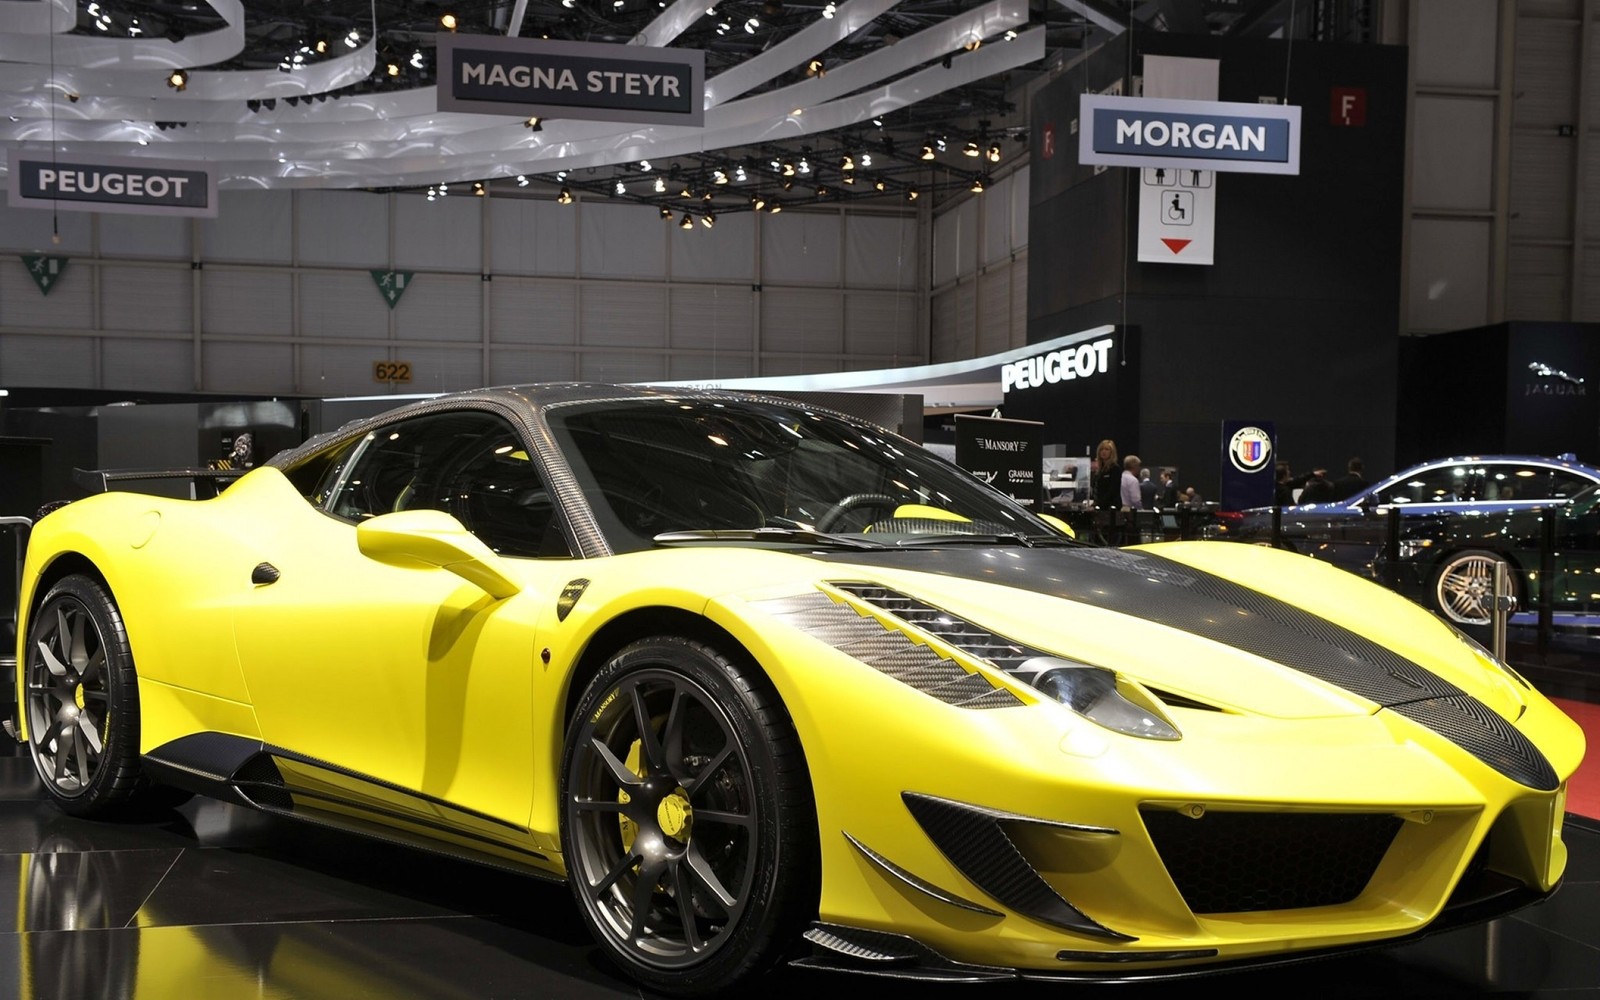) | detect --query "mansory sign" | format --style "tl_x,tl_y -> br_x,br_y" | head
436,34 -> 704,126
1079,94 -> 1301,176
